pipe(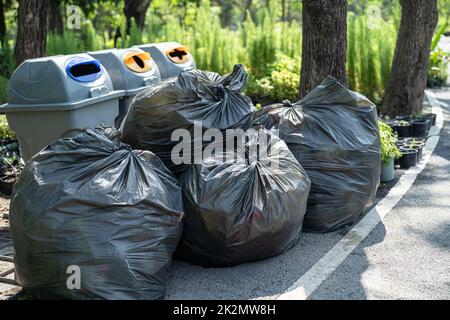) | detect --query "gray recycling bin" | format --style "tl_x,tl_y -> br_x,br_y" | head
135,42 -> 195,80
0,54 -> 123,161
89,48 -> 161,126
